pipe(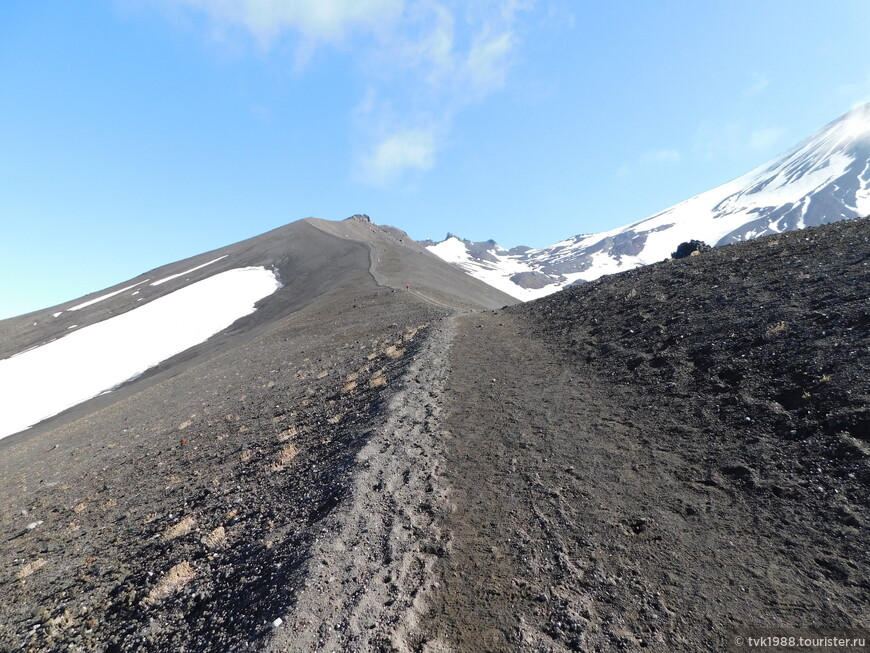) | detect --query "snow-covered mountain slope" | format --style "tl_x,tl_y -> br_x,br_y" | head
427,103 -> 870,299
425,236 -> 558,301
